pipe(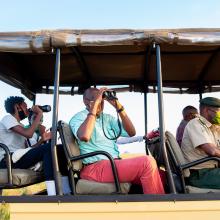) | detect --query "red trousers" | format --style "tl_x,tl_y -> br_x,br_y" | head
80,156 -> 165,194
